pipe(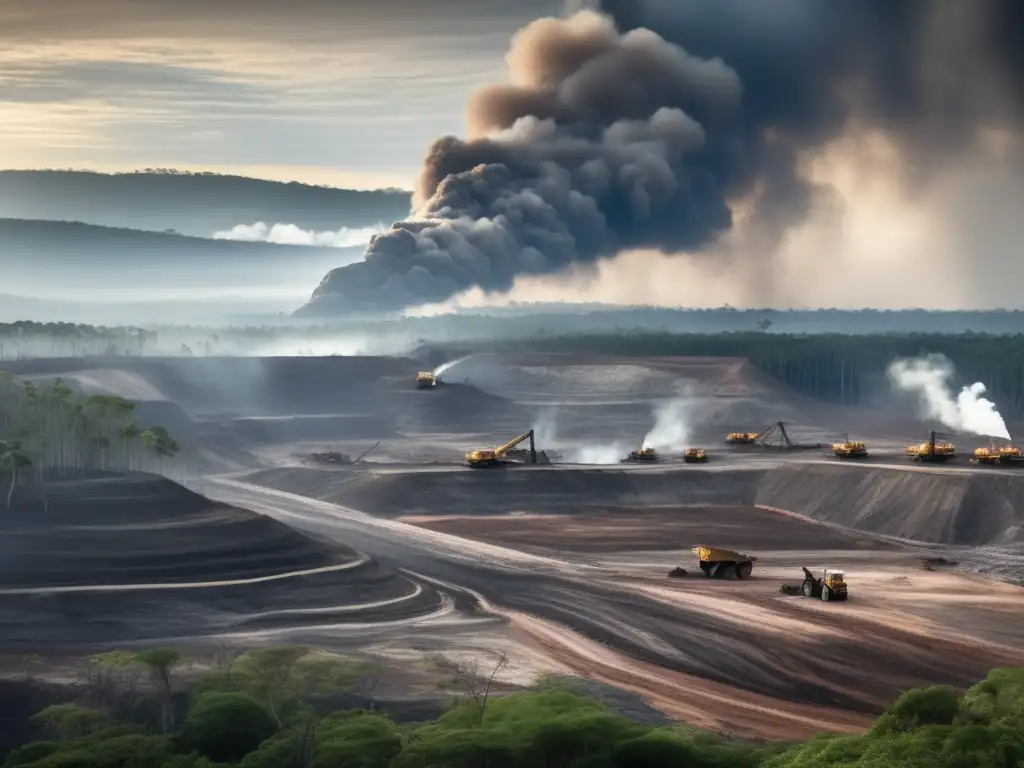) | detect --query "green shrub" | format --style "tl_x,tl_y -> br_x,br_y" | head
177,692 -> 277,763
